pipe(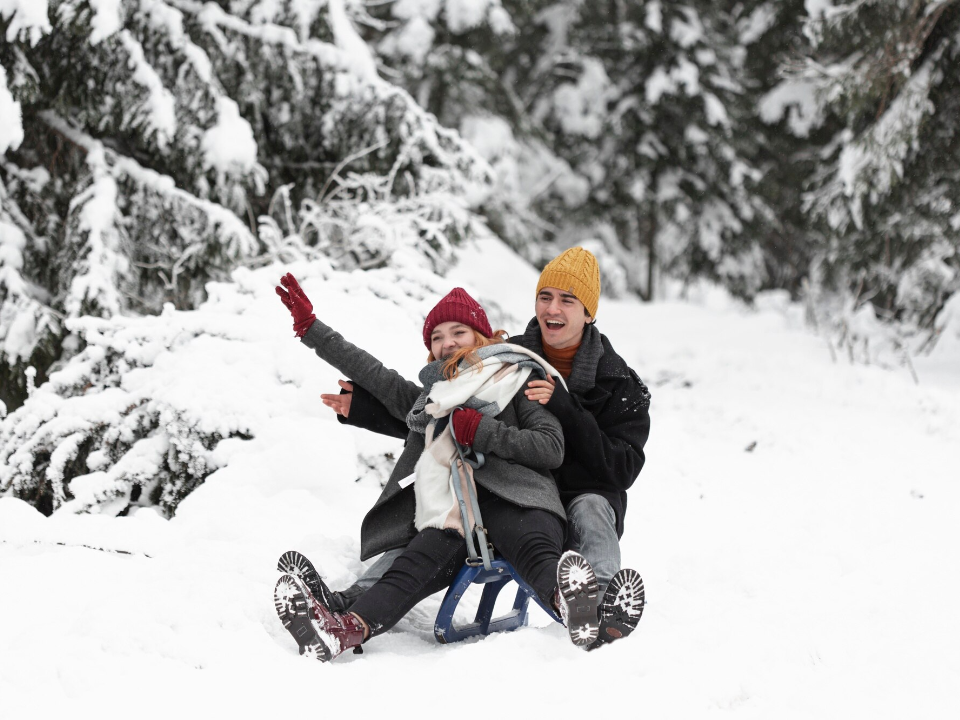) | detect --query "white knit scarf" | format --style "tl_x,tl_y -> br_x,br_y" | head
411,344 -> 563,534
